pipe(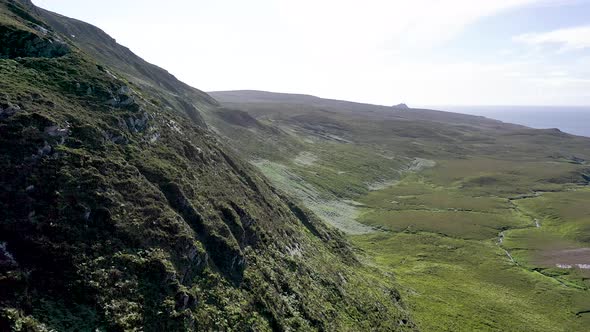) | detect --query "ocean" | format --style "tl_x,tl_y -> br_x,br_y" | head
428,106 -> 590,138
